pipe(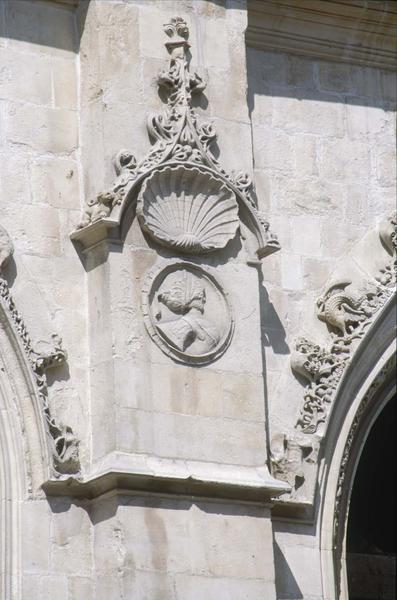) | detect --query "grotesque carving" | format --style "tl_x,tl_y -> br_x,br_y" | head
271,432 -> 320,493
0,223 -> 13,269
0,224 -> 79,476
377,212 -> 397,287
137,165 -> 239,253
73,17 -> 279,259
142,261 -> 233,364
291,337 -> 333,382
317,279 -> 379,336
77,190 -> 122,229
291,213 -> 396,436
